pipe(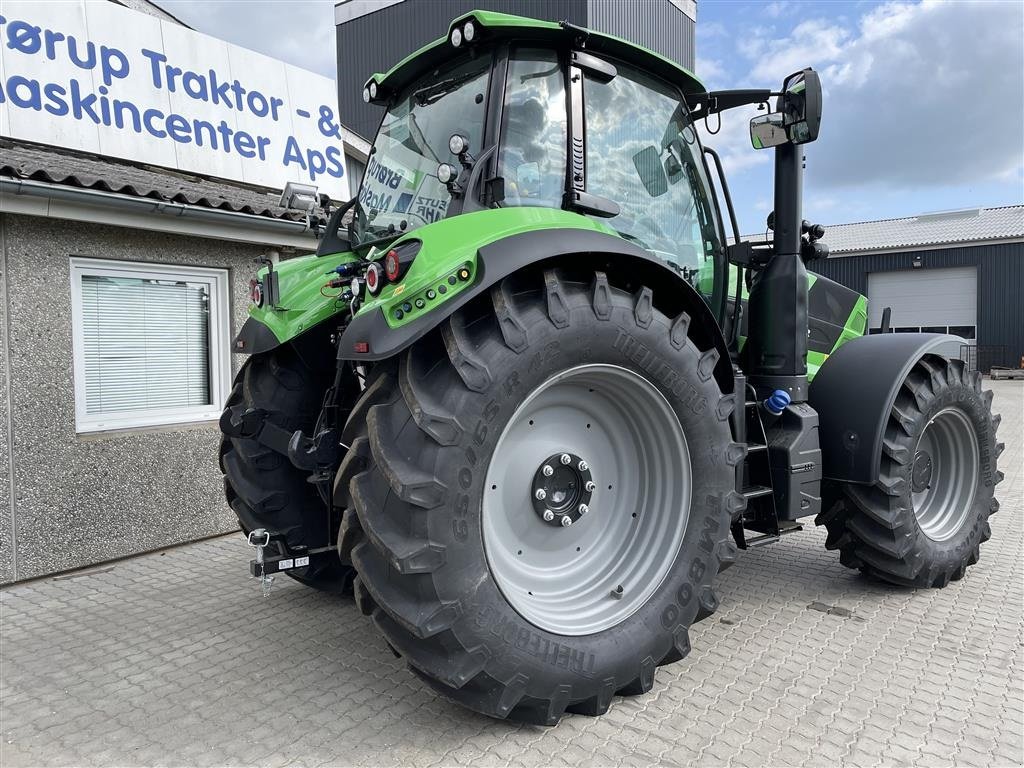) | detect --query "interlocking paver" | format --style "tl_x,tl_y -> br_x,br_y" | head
1,380 -> 1022,768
